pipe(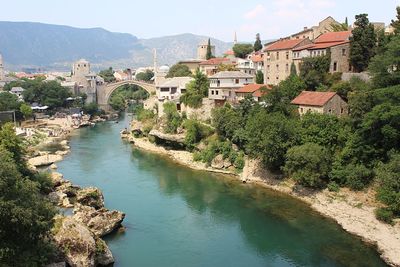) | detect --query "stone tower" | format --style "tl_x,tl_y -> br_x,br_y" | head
0,53 -> 5,81
197,40 -> 215,60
